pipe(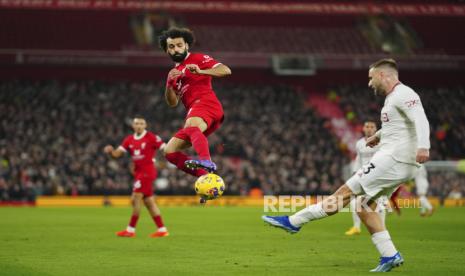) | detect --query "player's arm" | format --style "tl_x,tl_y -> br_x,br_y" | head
103,145 -> 126,159
185,63 -> 232,78
165,85 -> 179,107
165,68 -> 182,107
397,94 -> 431,163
